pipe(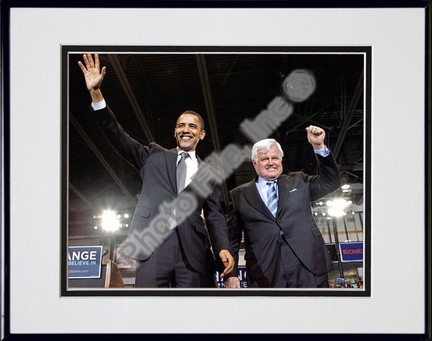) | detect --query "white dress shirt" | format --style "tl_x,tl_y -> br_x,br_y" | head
177,148 -> 198,189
